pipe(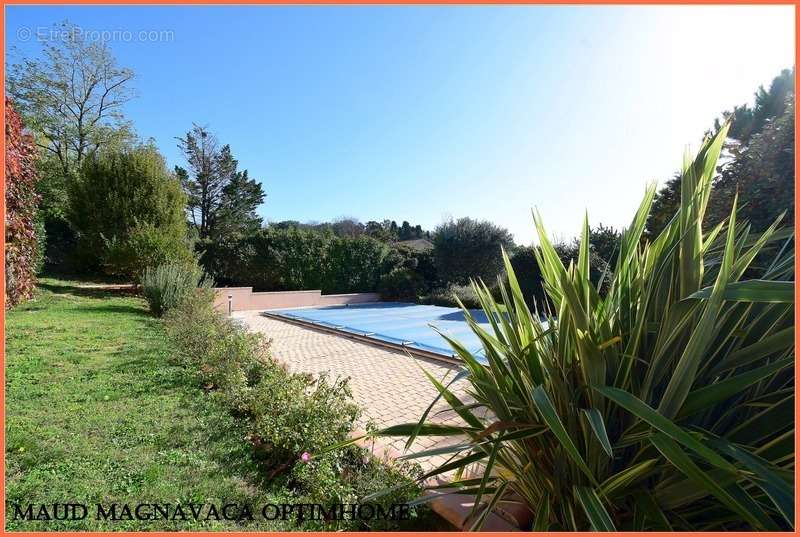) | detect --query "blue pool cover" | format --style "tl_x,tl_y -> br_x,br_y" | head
268,302 -> 492,360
